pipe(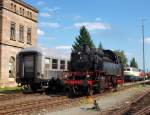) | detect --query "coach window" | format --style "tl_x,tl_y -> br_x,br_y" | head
8,57 -> 15,78
45,58 -> 50,69
60,60 -> 65,70
67,61 -> 69,70
52,59 -> 58,69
